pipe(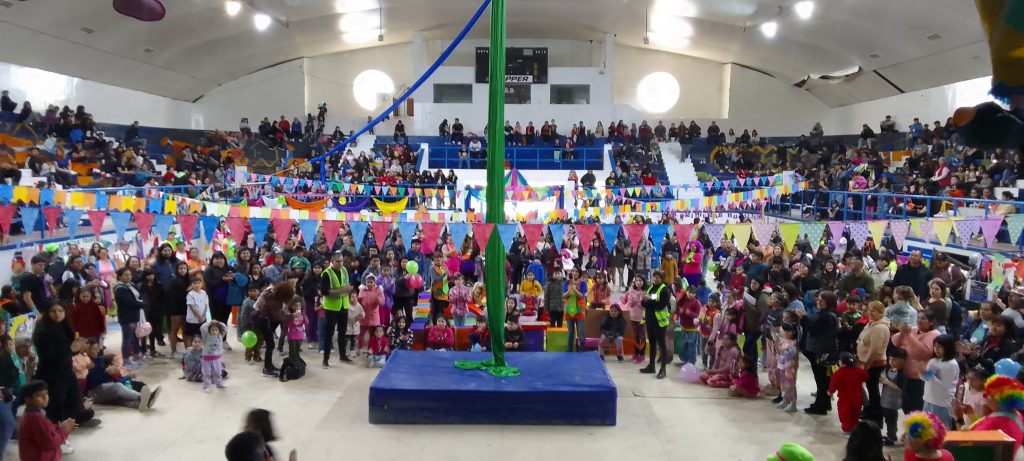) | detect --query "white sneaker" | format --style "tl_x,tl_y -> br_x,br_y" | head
138,386 -> 152,411
216,382 -> 229,389
61,442 -> 75,455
